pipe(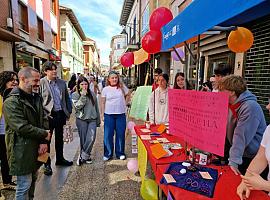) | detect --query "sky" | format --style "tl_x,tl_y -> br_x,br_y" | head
59,0 -> 124,66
